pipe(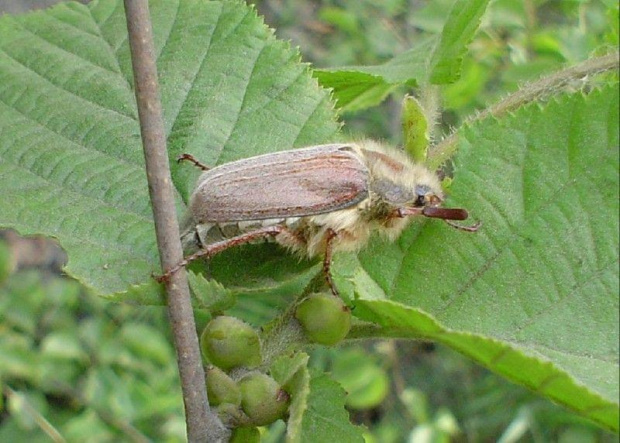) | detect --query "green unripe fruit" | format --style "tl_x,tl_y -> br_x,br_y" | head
230,426 -> 260,443
295,293 -> 351,345
200,316 -> 262,370
205,366 -> 241,407
238,373 -> 290,426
